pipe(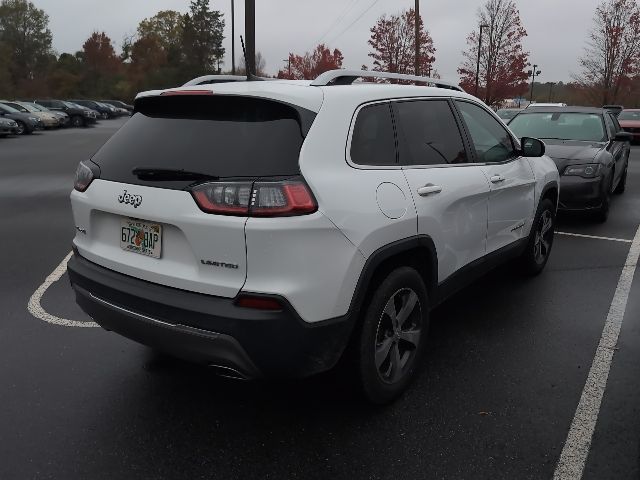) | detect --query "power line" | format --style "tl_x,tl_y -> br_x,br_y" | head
326,0 -> 382,45
314,0 -> 361,47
